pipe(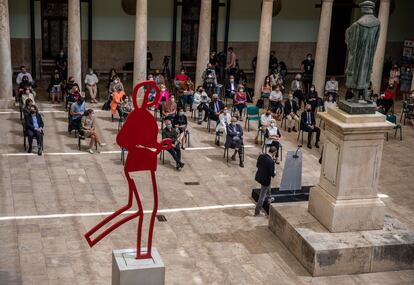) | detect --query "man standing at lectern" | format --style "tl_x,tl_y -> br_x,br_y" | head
254,146 -> 277,216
